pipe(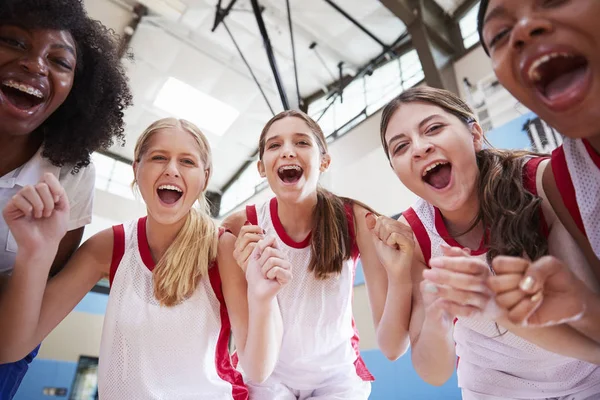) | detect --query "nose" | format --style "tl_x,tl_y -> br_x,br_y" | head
18,53 -> 49,77
163,159 -> 180,178
411,137 -> 434,159
510,15 -> 553,51
281,142 -> 297,159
